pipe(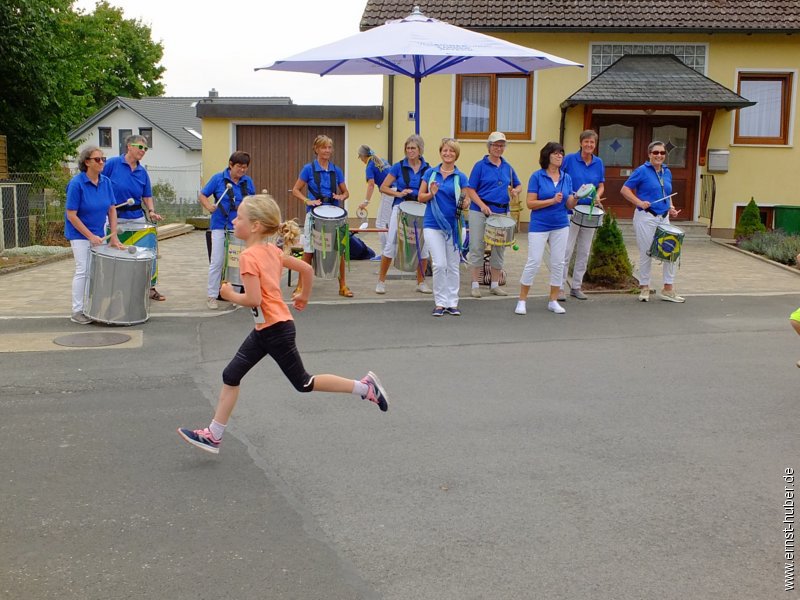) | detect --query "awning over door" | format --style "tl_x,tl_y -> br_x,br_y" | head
561,54 -> 755,165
